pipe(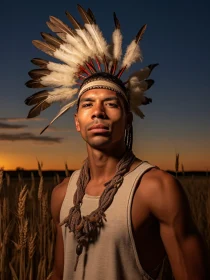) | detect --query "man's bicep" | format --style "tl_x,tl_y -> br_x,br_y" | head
151,174 -> 207,279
